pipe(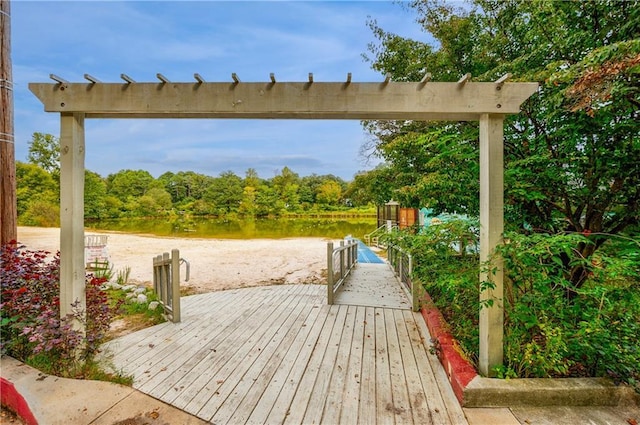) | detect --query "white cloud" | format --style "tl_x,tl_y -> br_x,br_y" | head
12,0 -> 421,179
